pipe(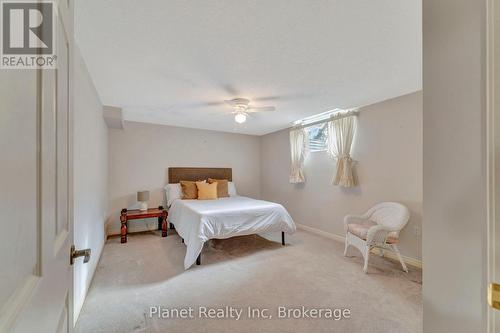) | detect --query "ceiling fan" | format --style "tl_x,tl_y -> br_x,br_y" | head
224,98 -> 276,124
